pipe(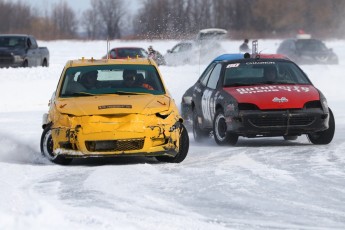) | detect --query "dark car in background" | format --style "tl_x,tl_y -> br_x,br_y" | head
0,34 -> 49,68
181,53 -> 335,145
277,36 -> 338,65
